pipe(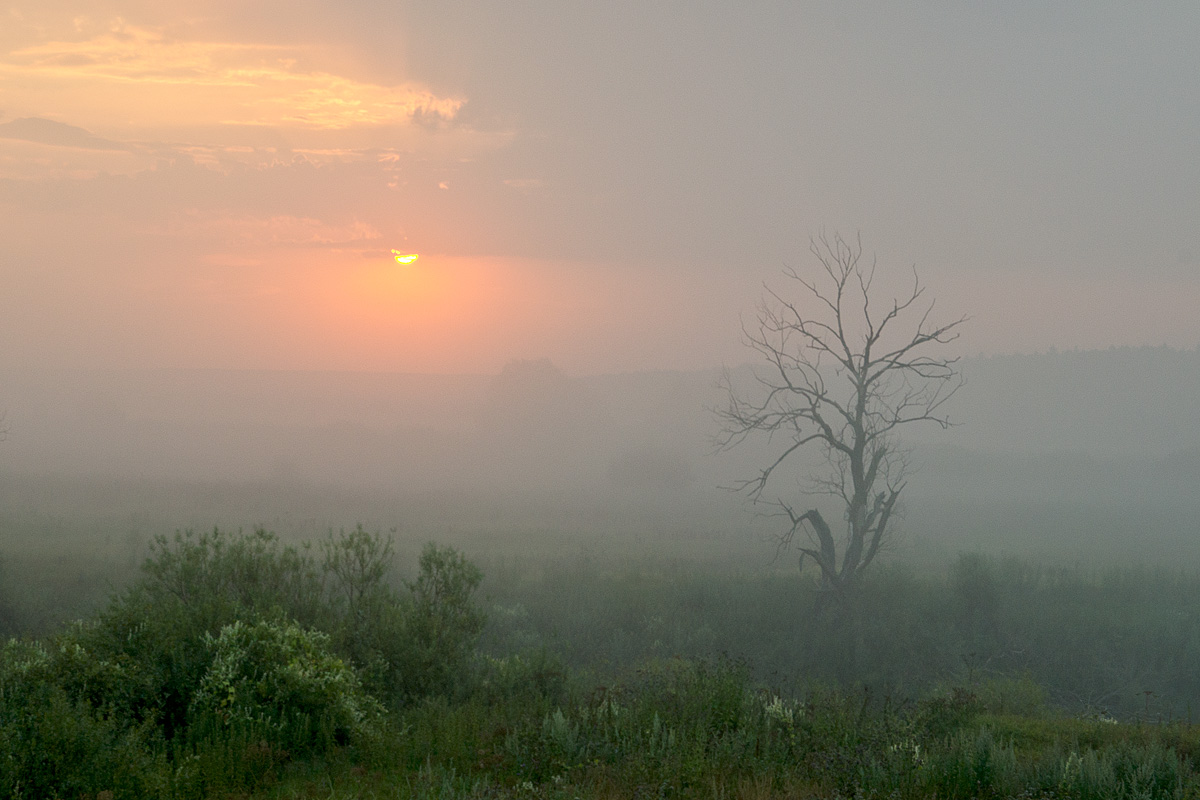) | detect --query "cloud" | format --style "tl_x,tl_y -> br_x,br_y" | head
0,116 -> 127,150
165,212 -> 382,247
0,20 -> 465,131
